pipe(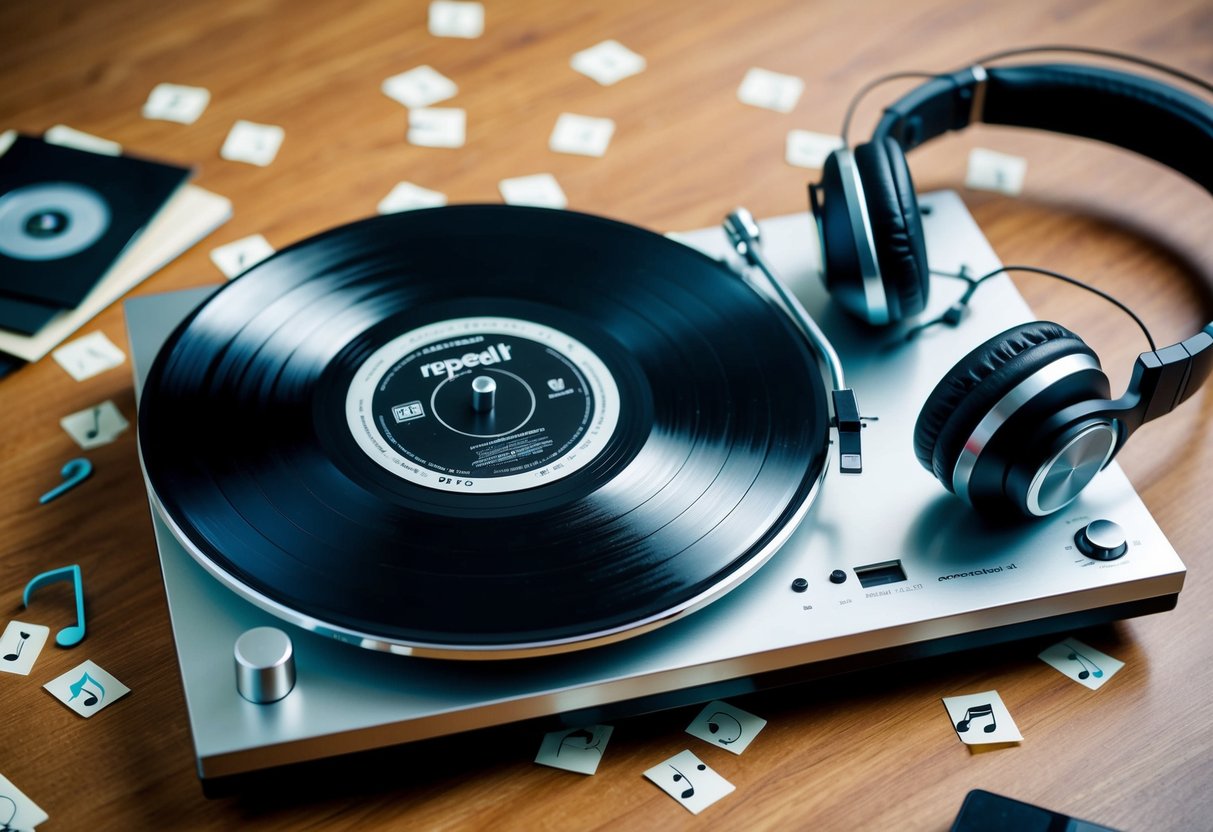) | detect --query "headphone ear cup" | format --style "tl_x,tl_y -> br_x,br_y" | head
913,322 -> 1108,514
815,149 -> 869,320
852,138 -> 929,321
